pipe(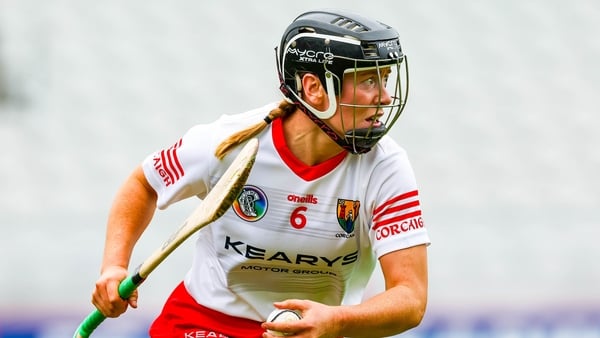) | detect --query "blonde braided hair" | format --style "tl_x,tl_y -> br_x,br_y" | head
214,100 -> 297,160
